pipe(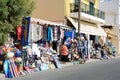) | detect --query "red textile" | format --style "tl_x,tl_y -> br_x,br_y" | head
17,26 -> 22,40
